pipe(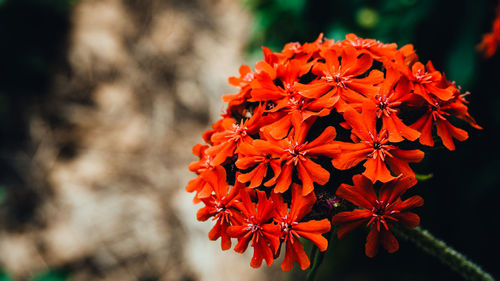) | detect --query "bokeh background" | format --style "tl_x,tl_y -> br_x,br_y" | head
0,0 -> 499,280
